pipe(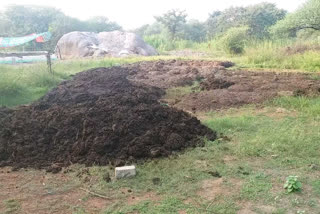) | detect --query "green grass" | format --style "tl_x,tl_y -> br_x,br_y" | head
3,199 -> 21,214
143,36 -> 320,71
0,56 -> 182,107
270,96 -> 320,116
207,39 -> 320,71
1,56 -> 320,213
63,96 -> 320,214
204,97 -> 320,168
144,34 -> 196,53
103,197 -> 237,214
